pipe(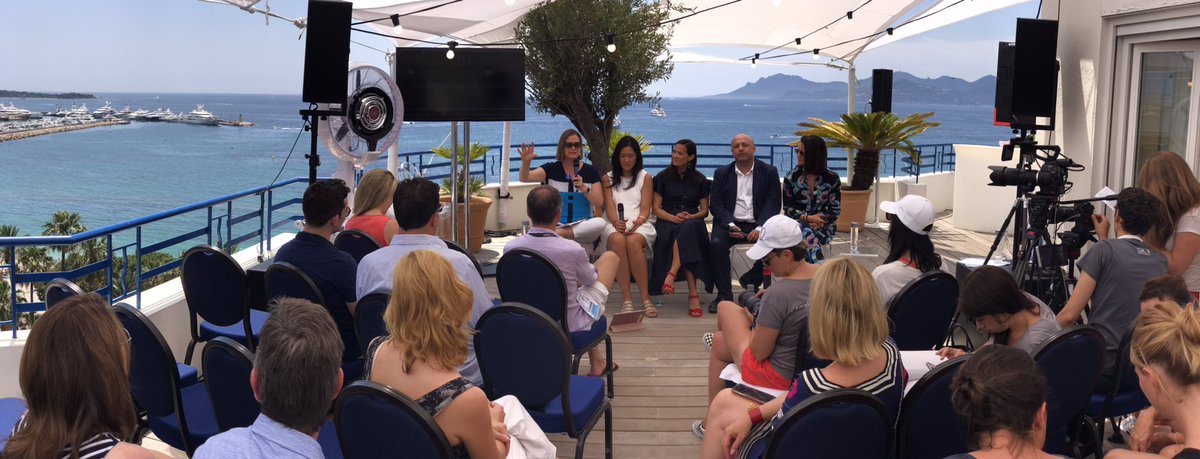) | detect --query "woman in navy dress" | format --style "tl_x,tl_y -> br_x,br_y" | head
650,139 -> 713,317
